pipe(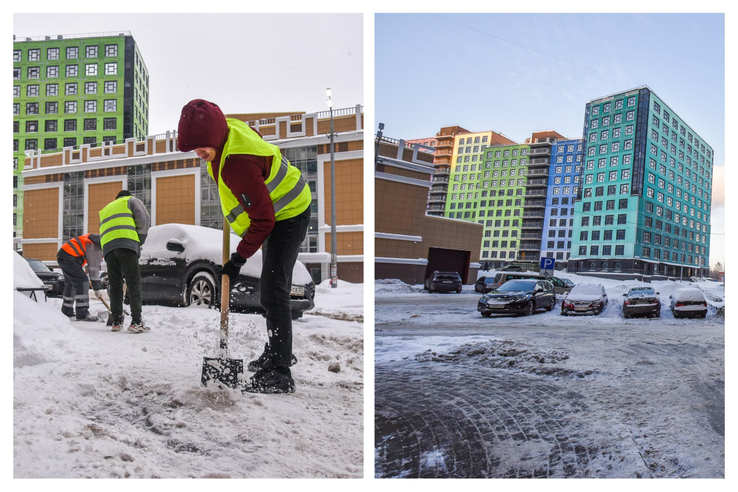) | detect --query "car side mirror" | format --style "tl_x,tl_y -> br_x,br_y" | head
656,292 -> 660,295
622,293 -> 627,296
166,240 -> 185,253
